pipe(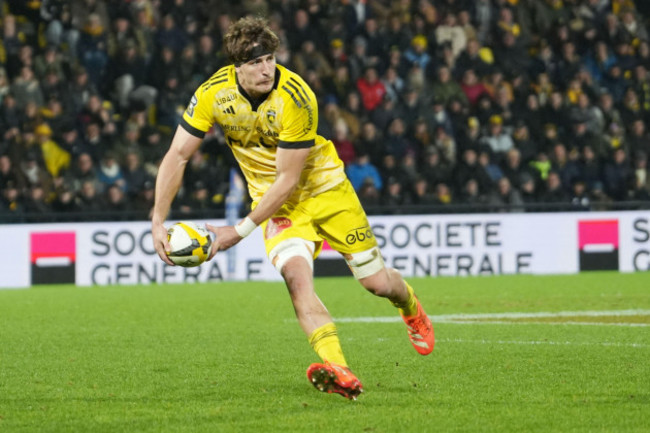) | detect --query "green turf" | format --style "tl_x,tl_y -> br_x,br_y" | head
1,272 -> 649,432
